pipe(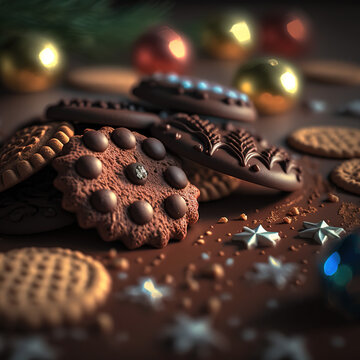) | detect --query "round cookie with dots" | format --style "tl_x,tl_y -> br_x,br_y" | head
53,127 -> 200,249
132,73 -> 257,122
